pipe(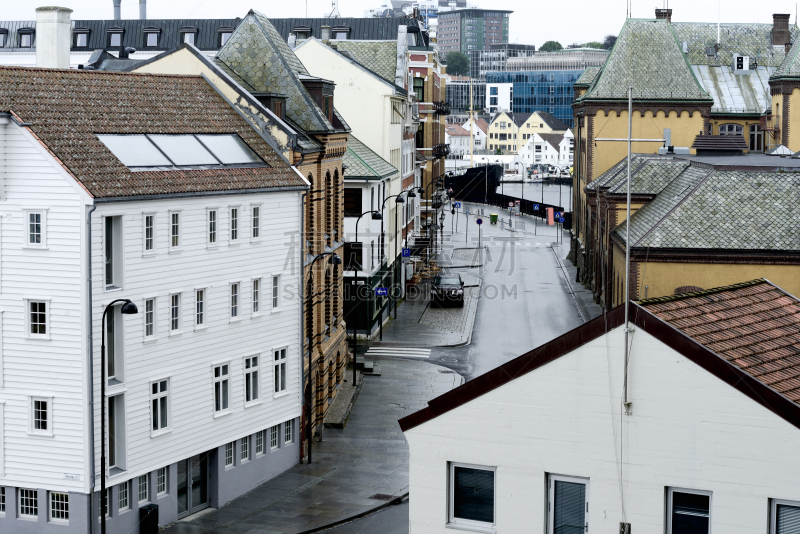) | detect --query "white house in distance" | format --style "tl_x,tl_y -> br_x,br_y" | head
519,129 -> 574,169
0,66 -> 305,532
462,117 -> 489,151
445,124 -> 471,157
401,279 -> 800,534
